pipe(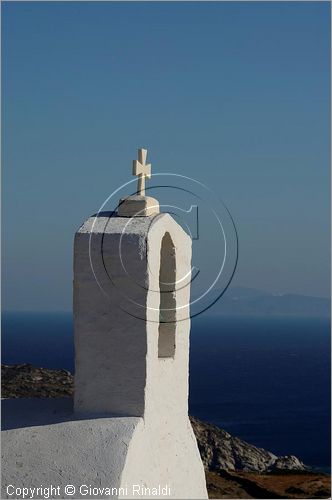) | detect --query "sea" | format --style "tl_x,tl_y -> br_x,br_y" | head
2,312 -> 330,472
